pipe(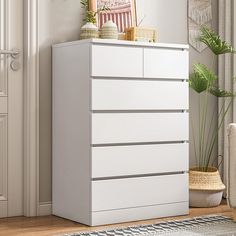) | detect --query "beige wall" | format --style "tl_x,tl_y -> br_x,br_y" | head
136,0 -> 188,43
39,0 -> 218,202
